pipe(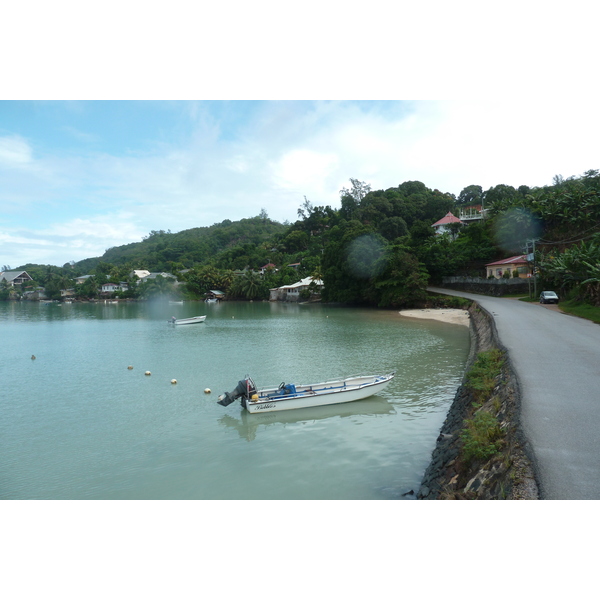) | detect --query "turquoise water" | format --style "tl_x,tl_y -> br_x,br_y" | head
0,300 -> 470,499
